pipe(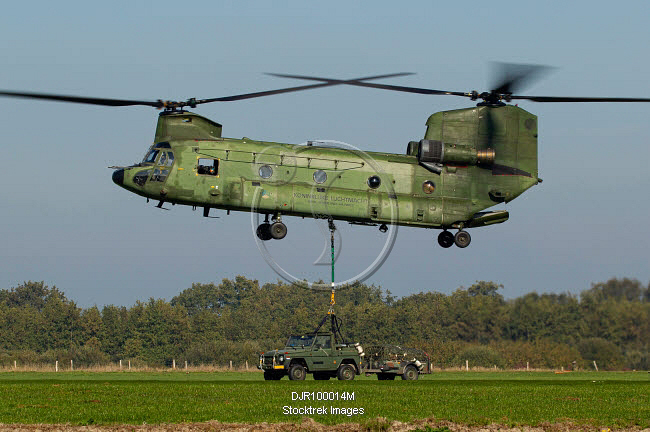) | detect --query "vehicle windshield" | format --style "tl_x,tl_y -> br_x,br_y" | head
286,335 -> 314,347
